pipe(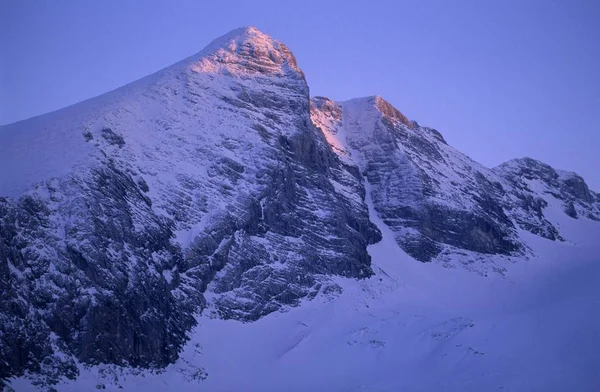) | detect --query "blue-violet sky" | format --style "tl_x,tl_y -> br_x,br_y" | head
1,0 -> 599,189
